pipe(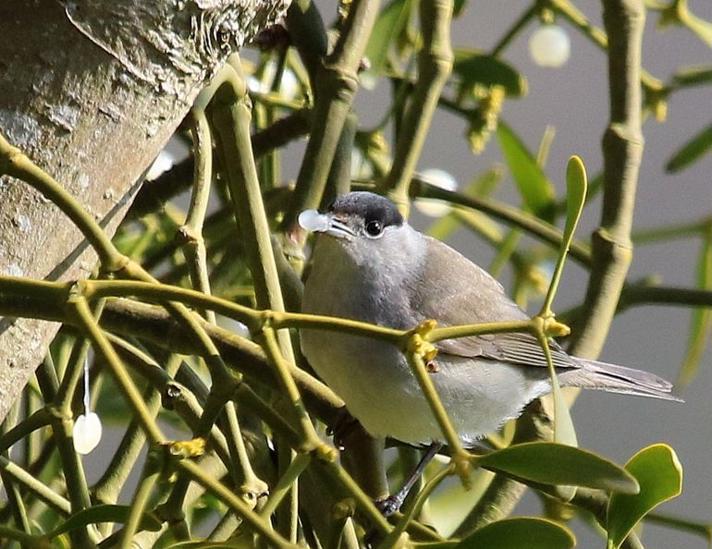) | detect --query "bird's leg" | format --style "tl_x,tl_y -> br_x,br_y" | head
375,442 -> 443,516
